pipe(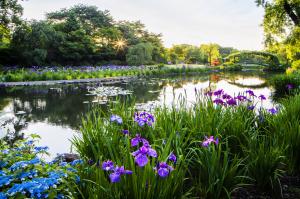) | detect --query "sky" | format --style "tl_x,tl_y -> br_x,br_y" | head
20,0 -> 265,50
